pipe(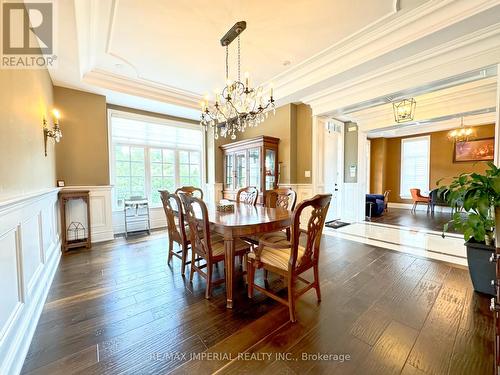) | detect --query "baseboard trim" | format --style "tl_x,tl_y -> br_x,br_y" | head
2,240 -> 61,375
387,202 -> 452,213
